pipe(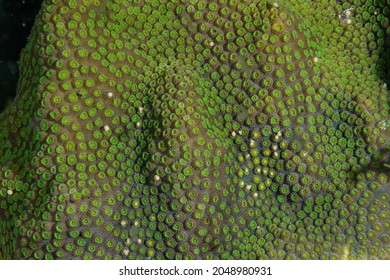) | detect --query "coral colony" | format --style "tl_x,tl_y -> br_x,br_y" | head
0,0 -> 389,259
